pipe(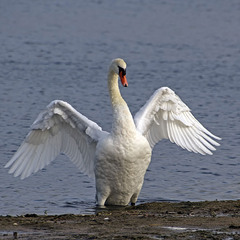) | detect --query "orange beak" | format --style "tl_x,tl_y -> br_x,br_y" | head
119,71 -> 128,87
